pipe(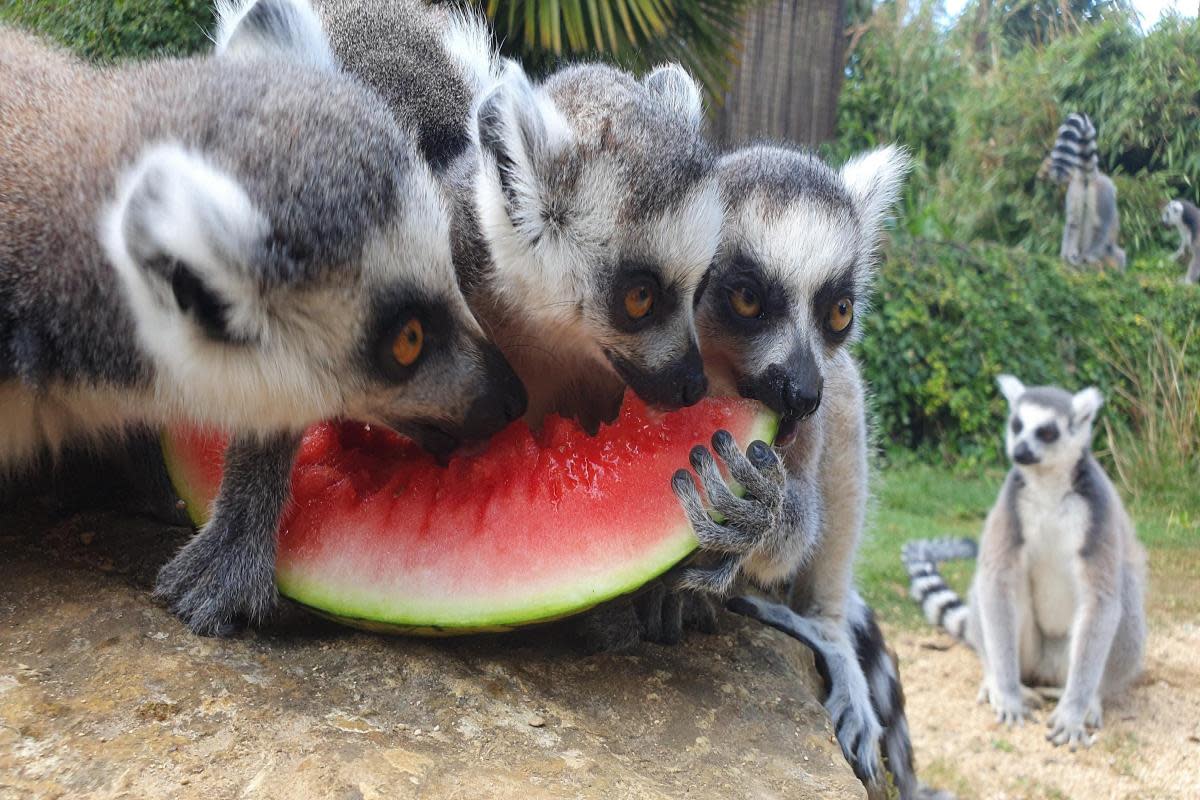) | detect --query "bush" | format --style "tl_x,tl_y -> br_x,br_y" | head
0,0 -> 213,61
858,236 -> 1200,467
